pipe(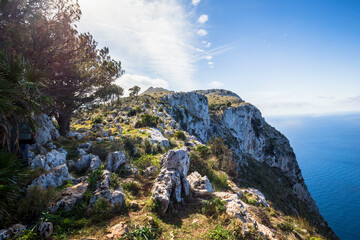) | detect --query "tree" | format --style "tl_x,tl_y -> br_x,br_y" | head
0,51 -> 49,151
129,85 -> 141,98
96,84 -> 124,106
0,0 -> 124,136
